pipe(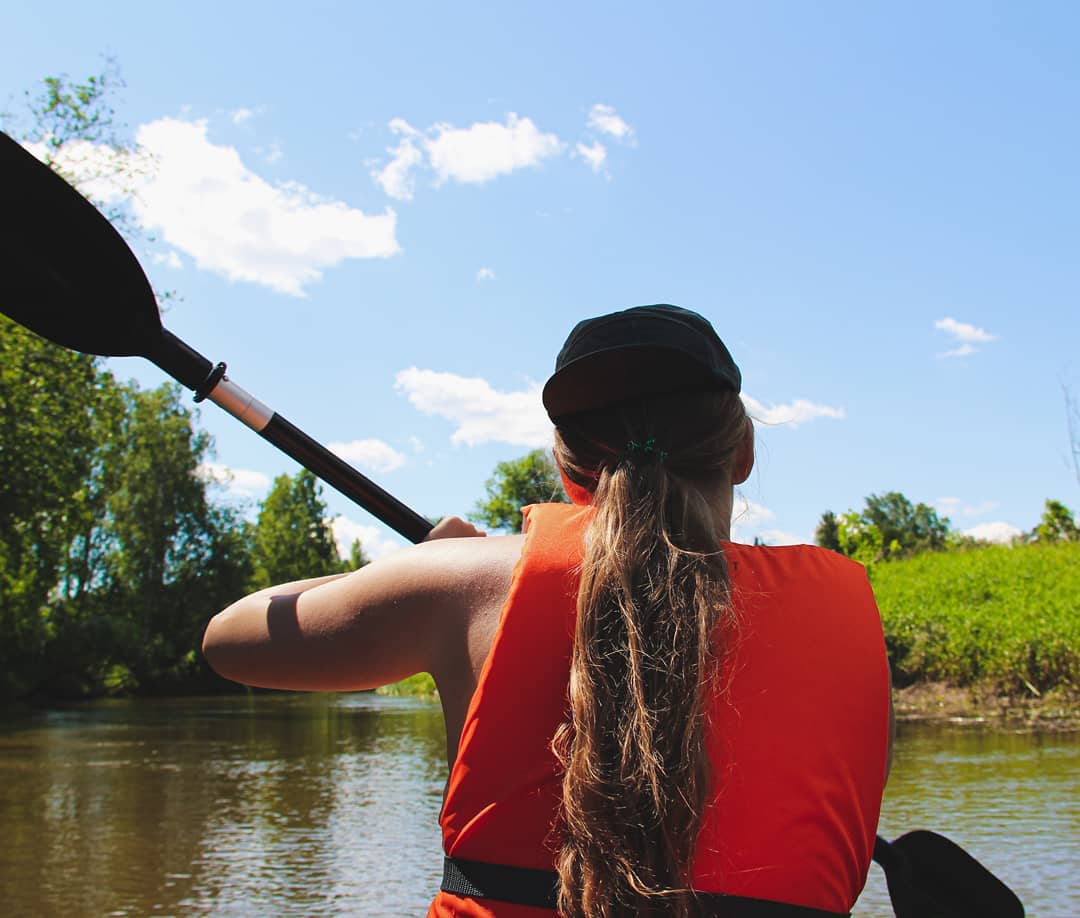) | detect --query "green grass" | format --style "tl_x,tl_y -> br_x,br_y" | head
376,671 -> 438,698
871,541 -> 1080,692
